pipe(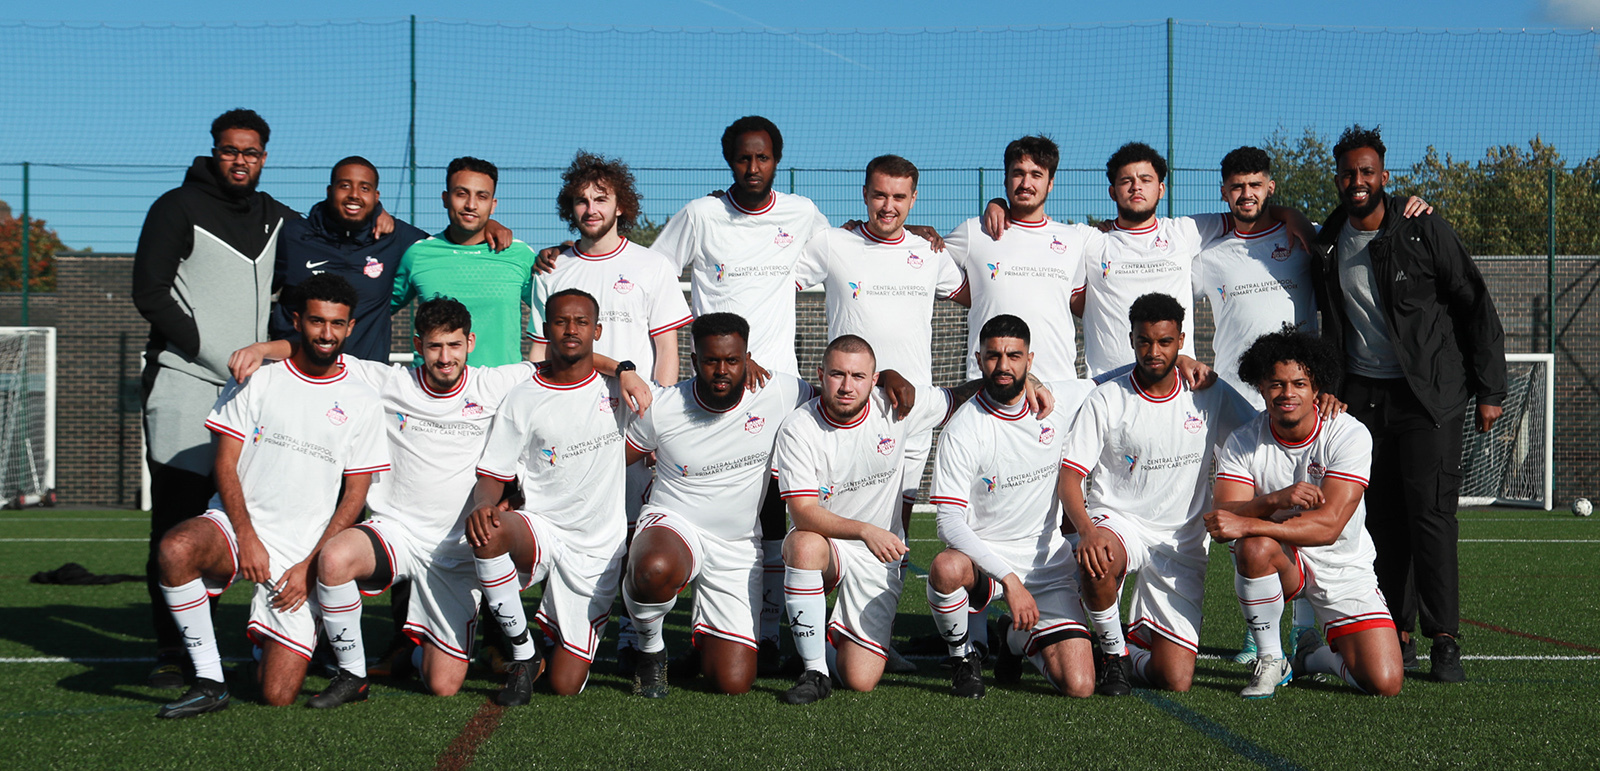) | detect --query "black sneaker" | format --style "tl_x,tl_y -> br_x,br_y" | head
633,650 -> 668,699
781,669 -> 833,705
147,653 -> 187,690
496,656 -> 545,707
1400,634 -> 1419,671
669,645 -> 702,683
951,652 -> 986,699
993,614 -> 1023,685
156,677 -> 229,719
615,645 -> 639,679
1430,635 -> 1465,683
756,639 -> 783,677
1097,654 -> 1133,697
307,669 -> 369,709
